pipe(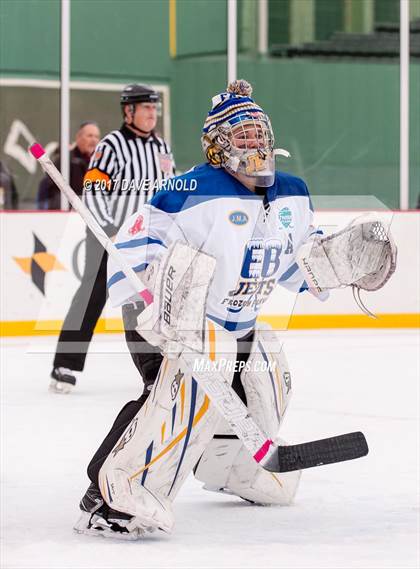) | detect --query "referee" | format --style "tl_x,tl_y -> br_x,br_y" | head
50,84 -> 175,393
